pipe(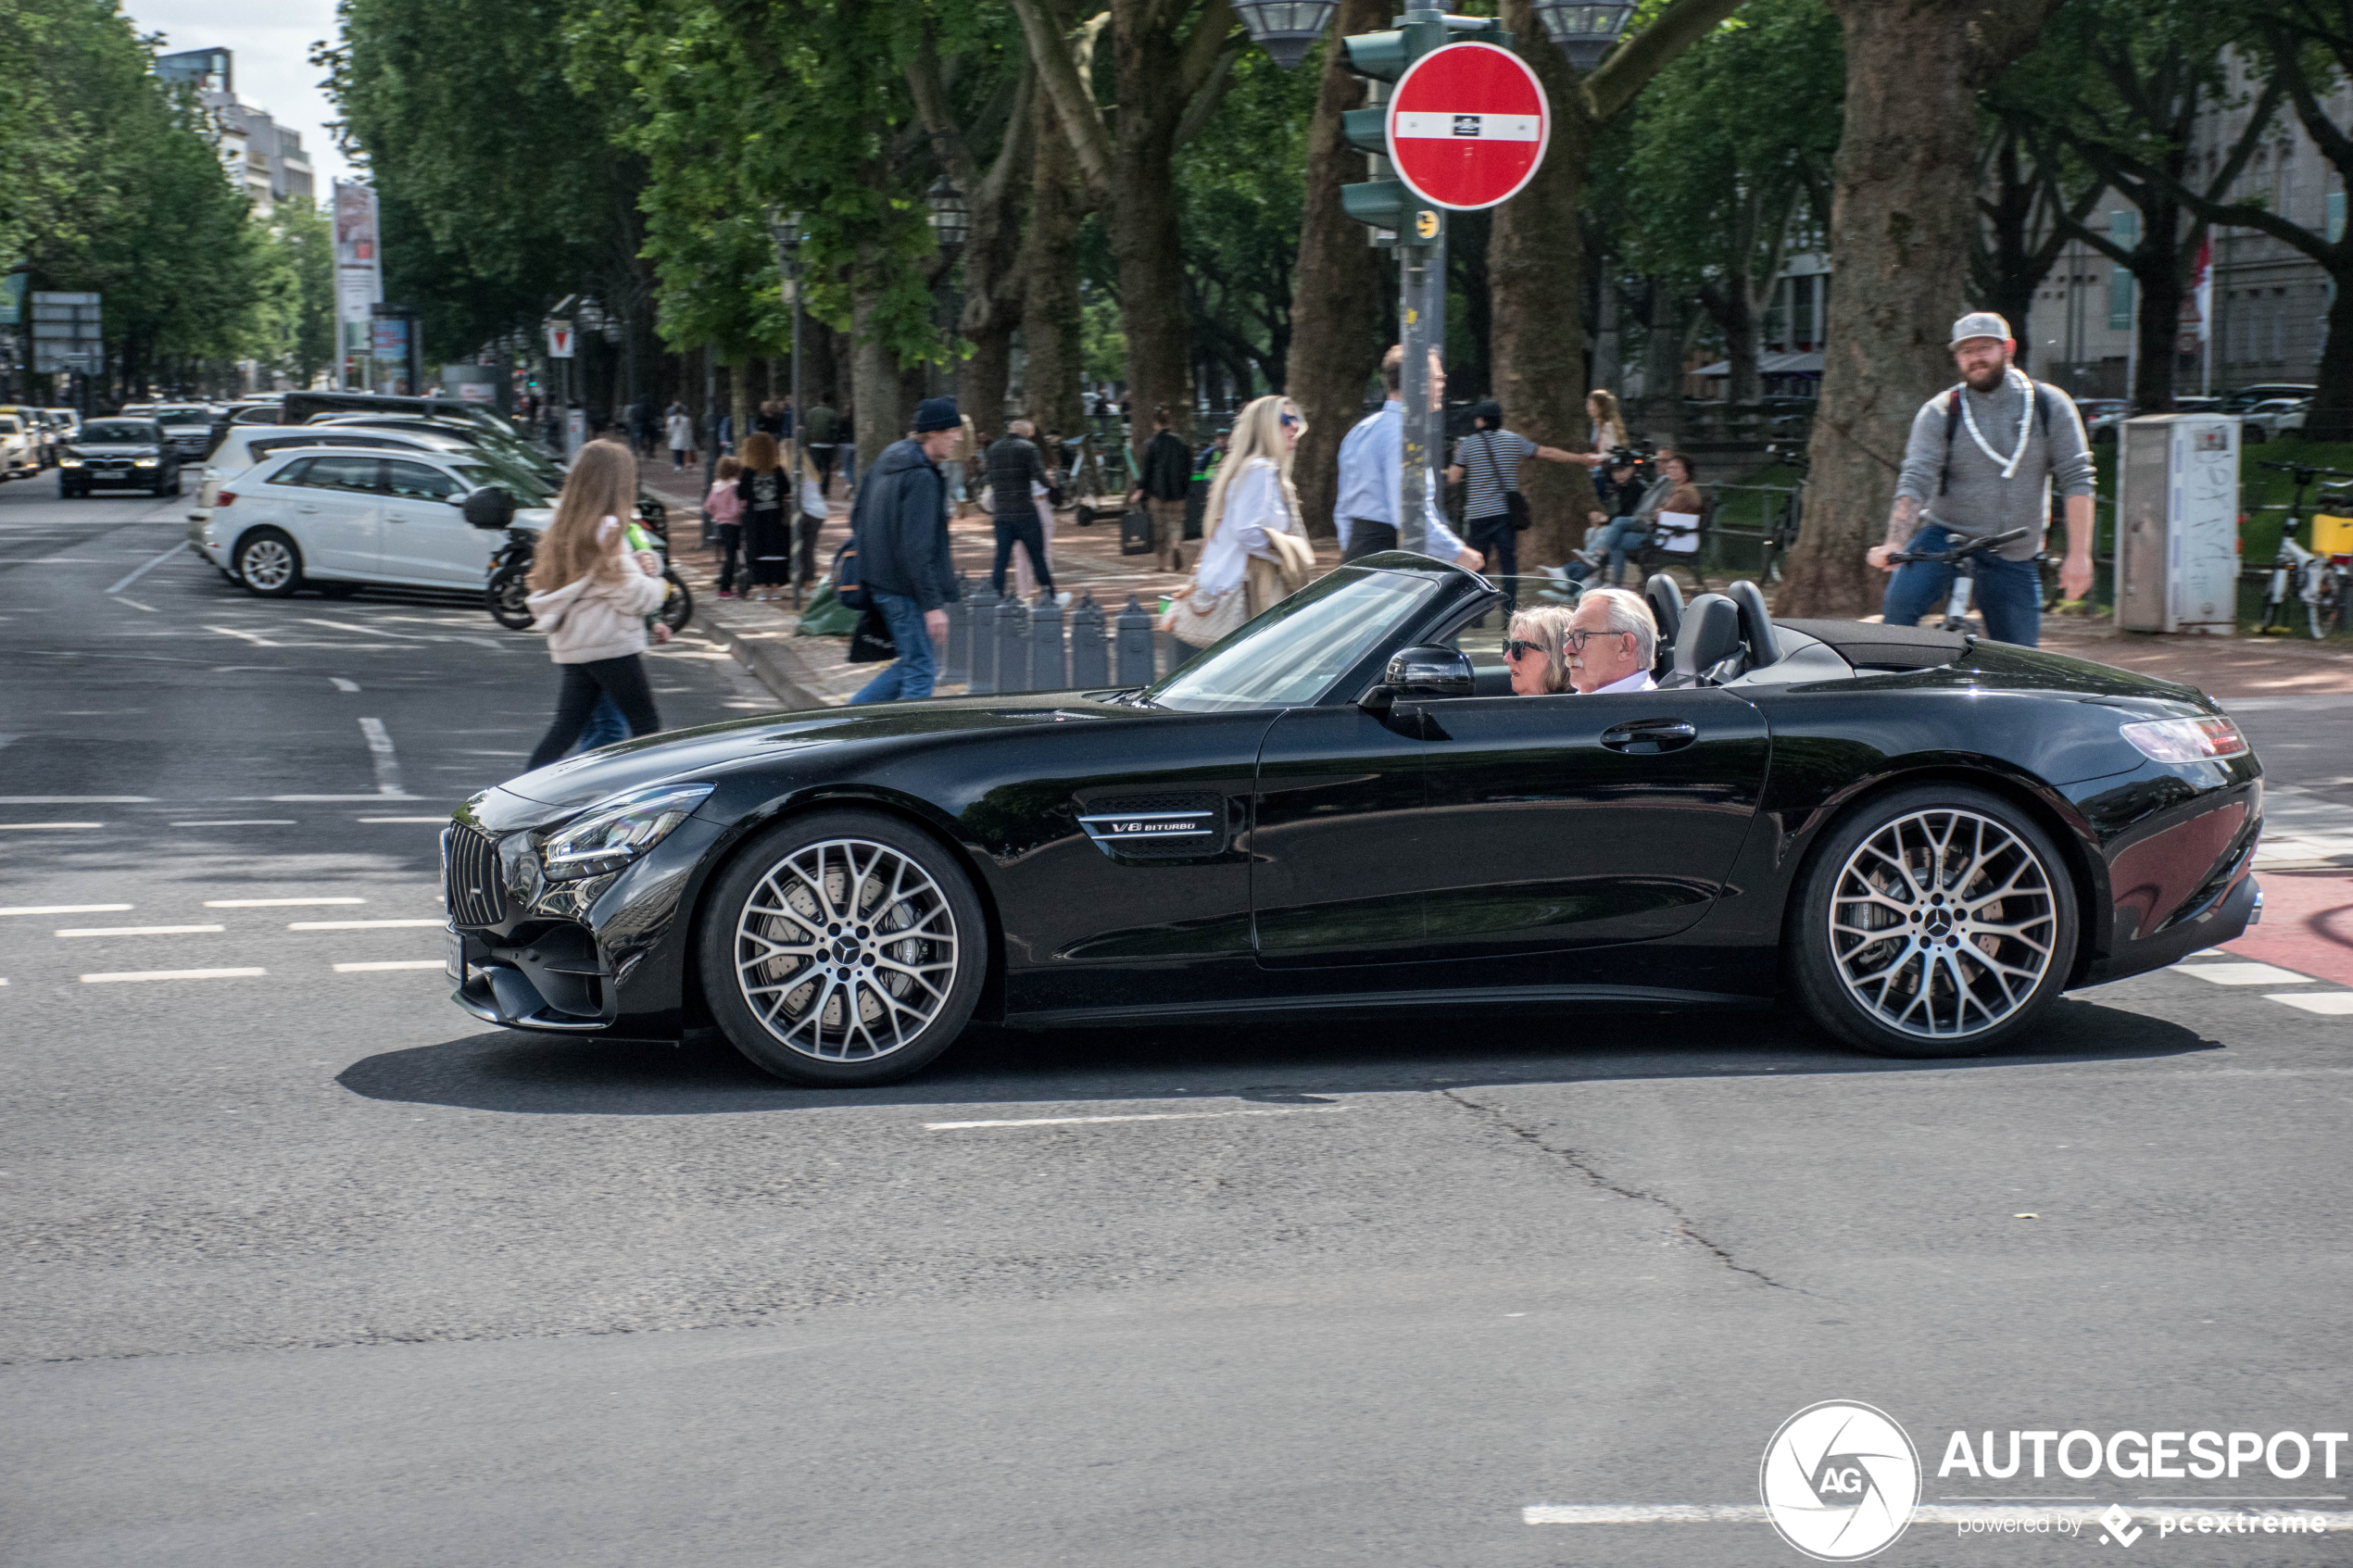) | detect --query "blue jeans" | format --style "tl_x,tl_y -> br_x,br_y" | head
849,591 -> 939,705
572,692 -> 628,753
1565,518 -> 1649,583
1881,525 -> 2044,646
